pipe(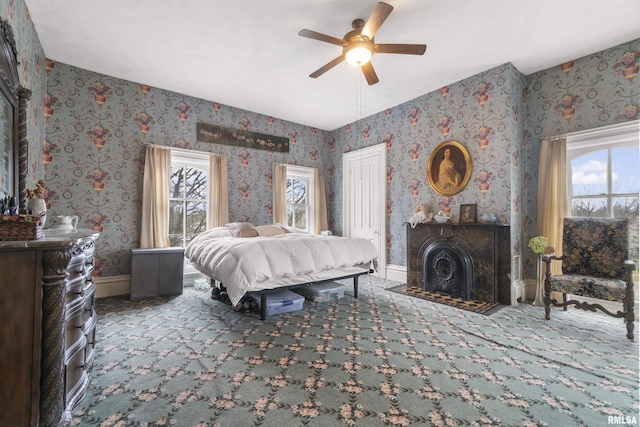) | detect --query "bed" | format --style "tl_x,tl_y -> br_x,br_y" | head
185,223 -> 378,318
